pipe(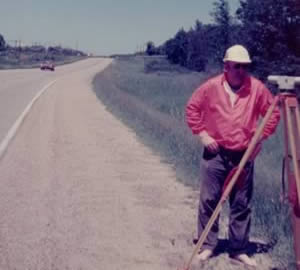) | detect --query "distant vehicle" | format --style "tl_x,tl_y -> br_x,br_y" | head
40,61 -> 55,71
